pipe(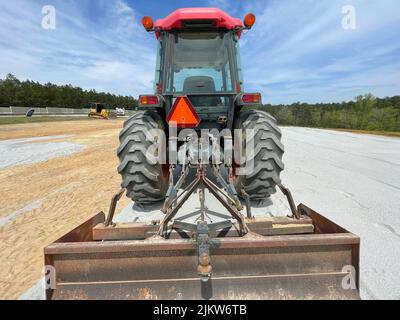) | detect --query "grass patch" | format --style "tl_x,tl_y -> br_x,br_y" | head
0,116 -> 92,125
278,125 -> 400,138
332,128 -> 400,138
